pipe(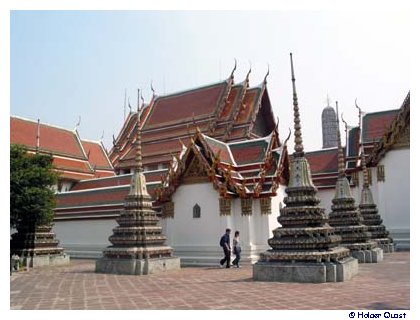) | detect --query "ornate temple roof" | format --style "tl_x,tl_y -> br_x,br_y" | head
10,116 -> 115,181
157,129 -> 289,202
55,130 -> 289,221
109,73 -> 276,171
